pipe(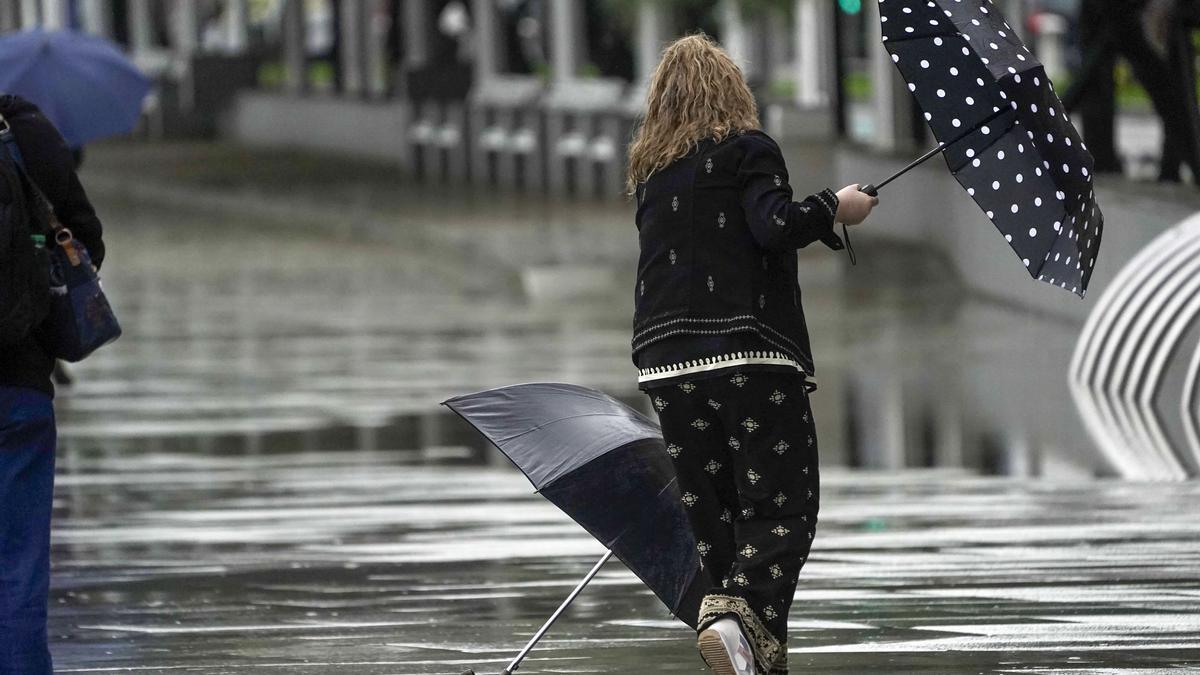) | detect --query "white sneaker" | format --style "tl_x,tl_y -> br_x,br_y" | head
697,617 -> 756,675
